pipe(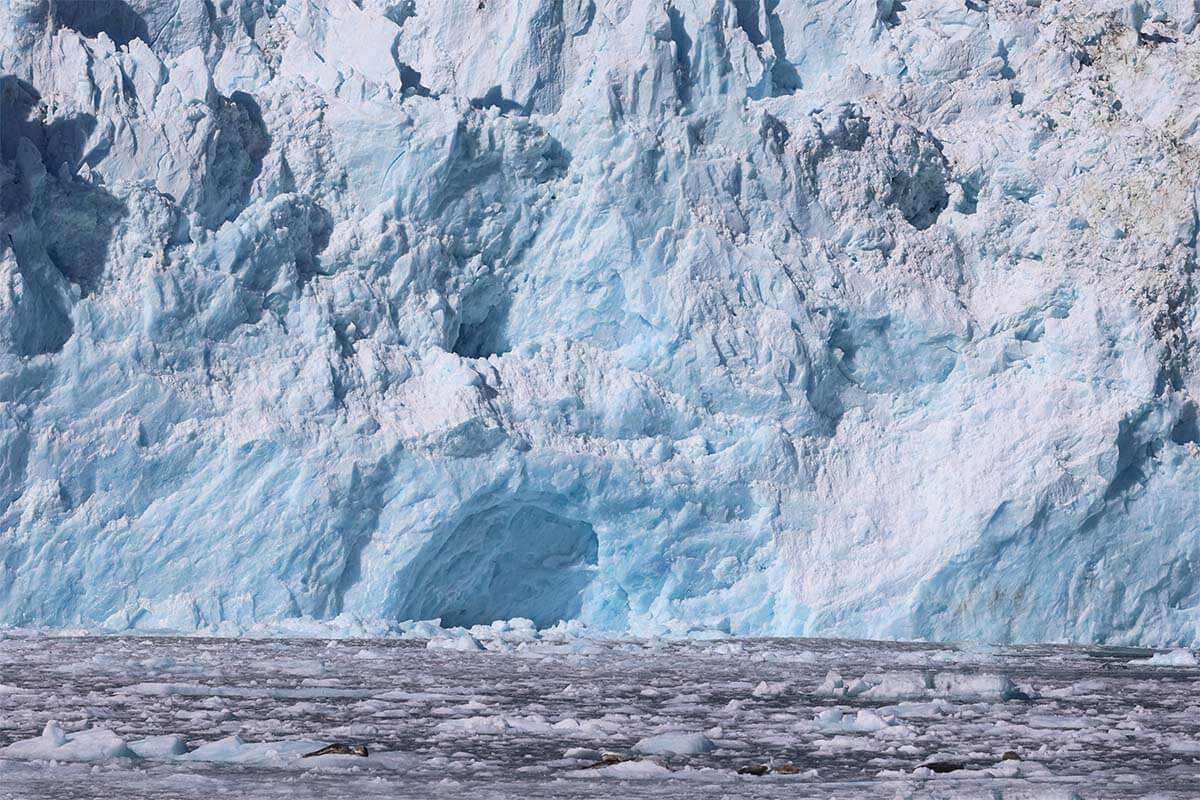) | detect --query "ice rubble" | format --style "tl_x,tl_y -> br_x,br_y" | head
1,0 -> 1200,645
0,720 -> 414,768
